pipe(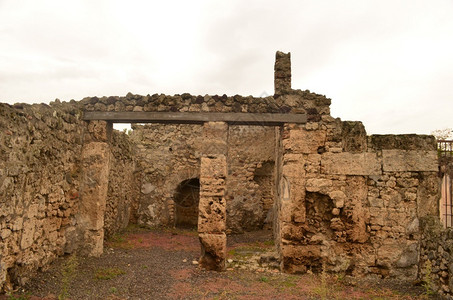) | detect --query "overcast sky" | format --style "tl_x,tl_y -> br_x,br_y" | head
1,0 -> 452,135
